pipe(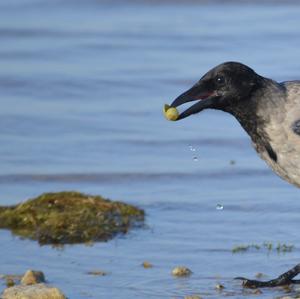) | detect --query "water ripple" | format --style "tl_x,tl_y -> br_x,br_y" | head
0,169 -> 270,184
